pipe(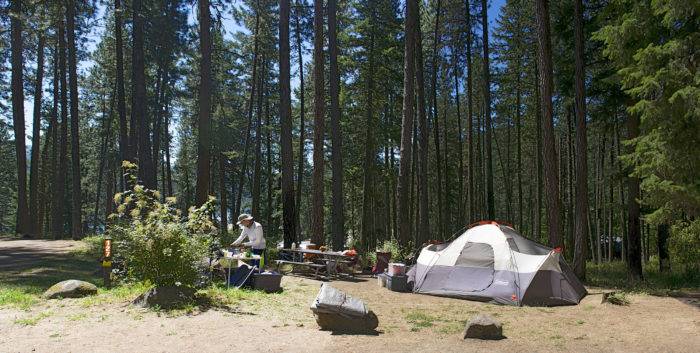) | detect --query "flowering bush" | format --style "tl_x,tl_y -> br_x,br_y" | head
108,162 -> 215,288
